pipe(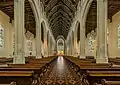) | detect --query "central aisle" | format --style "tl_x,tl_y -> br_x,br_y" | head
40,56 -> 81,85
